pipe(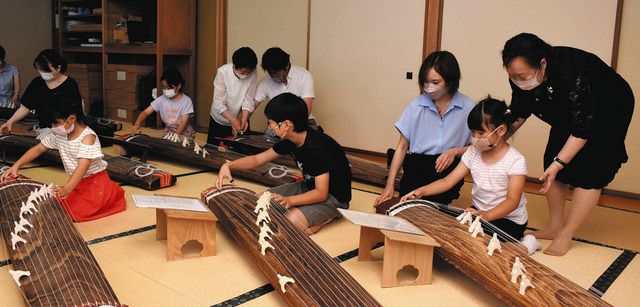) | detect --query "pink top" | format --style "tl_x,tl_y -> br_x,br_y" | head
461,145 -> 528,225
